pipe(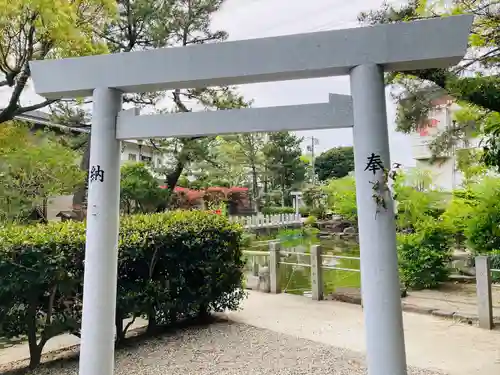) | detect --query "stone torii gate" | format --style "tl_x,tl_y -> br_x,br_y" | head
30,15 -> 472,375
